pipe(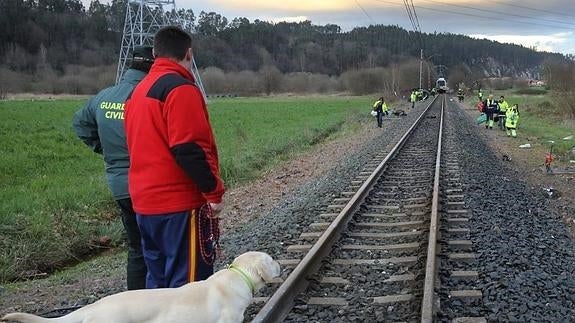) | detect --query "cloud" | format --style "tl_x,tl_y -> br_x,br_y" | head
83,0 -> 575,54
267,16 -> 310,24
469,32 -> 572,53
213,0 -> 355,12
